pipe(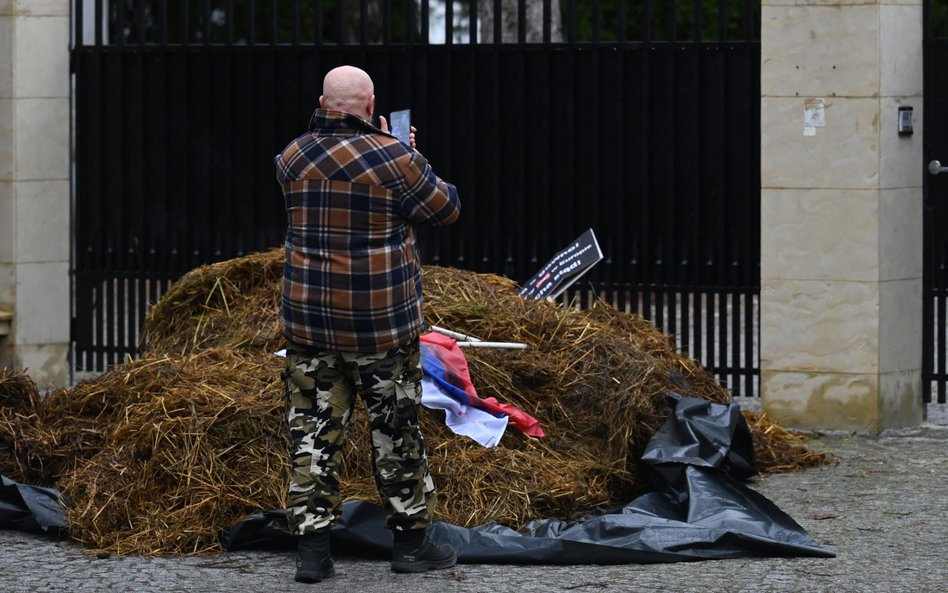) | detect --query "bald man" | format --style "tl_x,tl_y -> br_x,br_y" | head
275,65 -> 460,583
